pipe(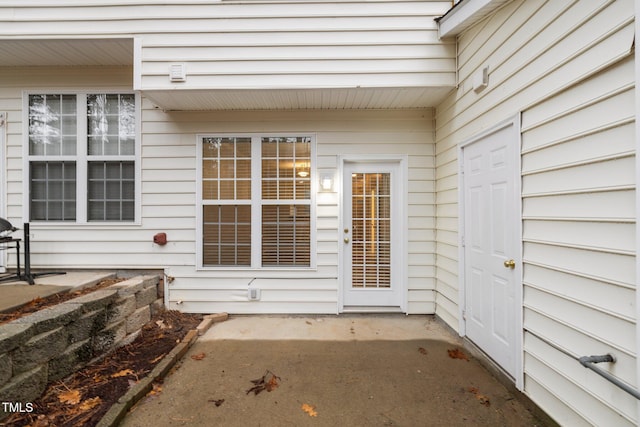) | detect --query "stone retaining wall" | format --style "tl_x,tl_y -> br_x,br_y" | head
0,275 -> 164,420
